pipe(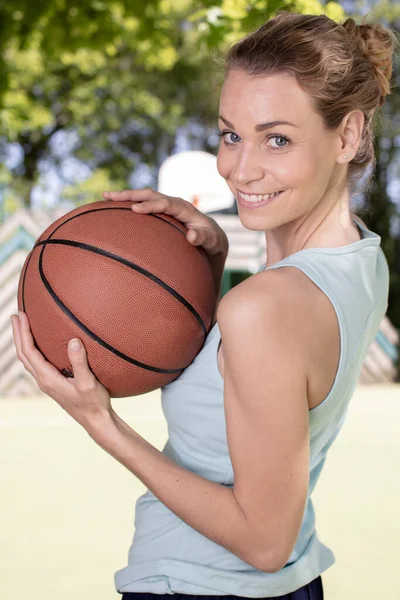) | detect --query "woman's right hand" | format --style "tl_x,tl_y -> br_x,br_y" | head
102,188 -> 229,258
